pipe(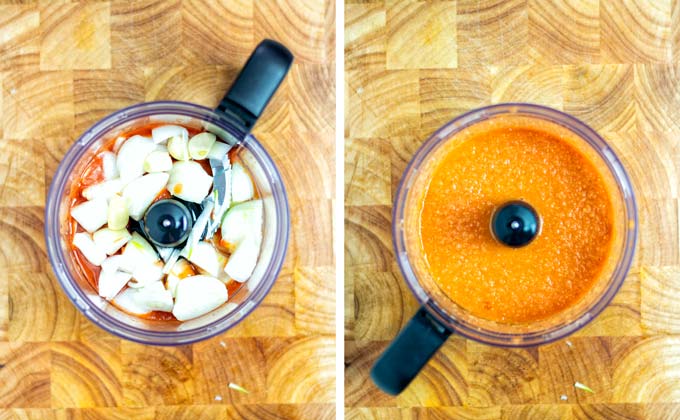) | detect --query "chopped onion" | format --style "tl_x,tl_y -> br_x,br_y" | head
101,254 -> 129,273
122,172 -> 169,220
72,232 -> 107,266
224,237 -> 261,282
220,199 -> 263,251
107,195 -> 129,230
114,281 -> 173,314
166,130 -> 190,161
143,150 -> 173,173
182,241 -> 226,277
207,141 -> 231,160
71,198 -> 109,233
101,151 -> 119,180
152,125 -> 188,145
113,136 -> 127,153
130,261 -> 164,287
172,275 -> 228,321
120,232 -> 159,272
167,161 -> 213,203
166,274 -> 180,298
98,268 -> 132,300
231,162 -> 254,203
188,132 -> 217,160
92,227 -> 132,255
82,179 -> 123,202
116,135 -> 156,184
